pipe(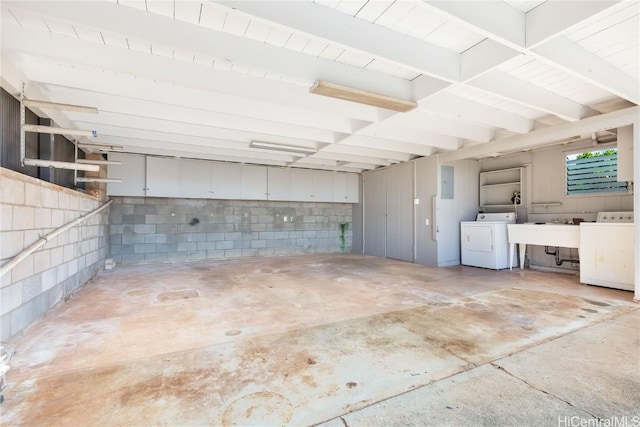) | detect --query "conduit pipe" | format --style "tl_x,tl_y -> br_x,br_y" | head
0,199 -> 113,278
